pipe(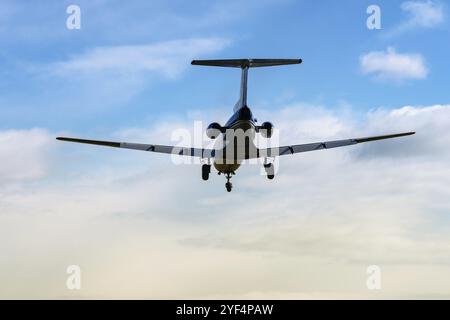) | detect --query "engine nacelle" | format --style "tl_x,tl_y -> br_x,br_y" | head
259,121 -> 273,138
206,122 -> 222,139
